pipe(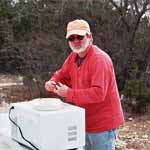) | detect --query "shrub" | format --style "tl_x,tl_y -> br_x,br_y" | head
121,63 -> 150,113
